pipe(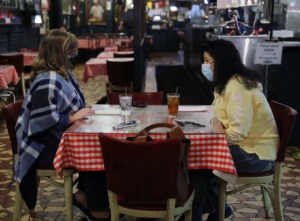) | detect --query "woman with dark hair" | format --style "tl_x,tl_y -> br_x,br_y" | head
190,39 -> 279,221
16,29 -> 109,221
